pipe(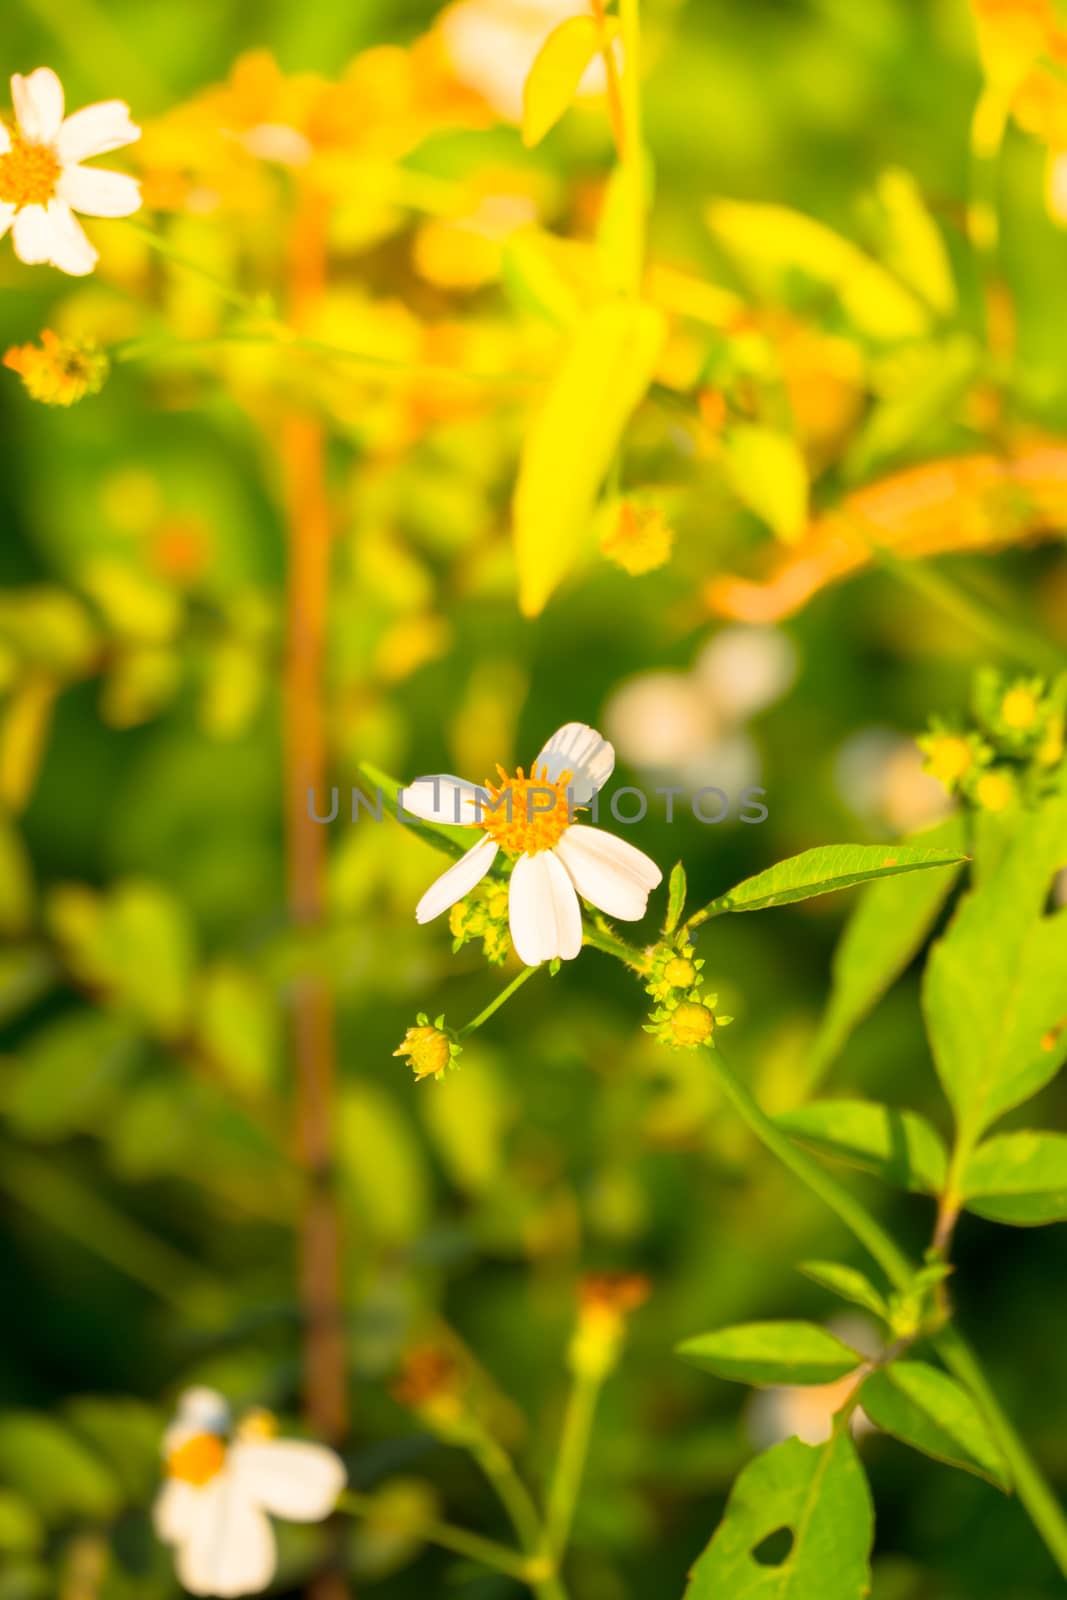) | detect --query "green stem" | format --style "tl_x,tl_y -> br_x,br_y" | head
583,922 -> 652,972
123,220 -> 268,317
618,0 -> 648,295
458,965 -> 539,1038
335,1490 -> 533,1582
467,1430 -> 568,1600
542,1371 -> 603,1565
